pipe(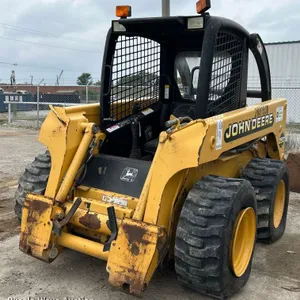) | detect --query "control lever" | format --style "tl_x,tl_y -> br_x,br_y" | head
103,206 -> 118,252
130,103 -> 142,159
165,119 -> 179,128
52,197 -> 82,236
165,116 -> 193,129
130,118 -> 142,158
